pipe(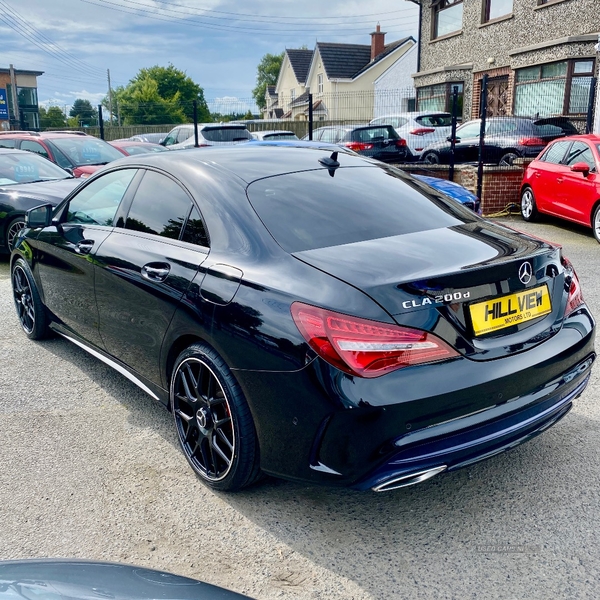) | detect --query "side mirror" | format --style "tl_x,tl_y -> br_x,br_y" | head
570,162 -> 590,176
26,203 -> 53,228
447,136 -> 460,143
